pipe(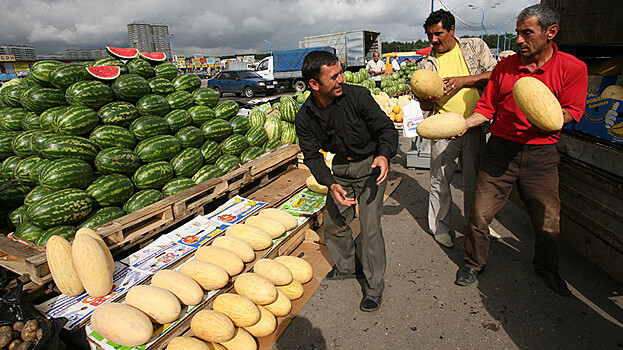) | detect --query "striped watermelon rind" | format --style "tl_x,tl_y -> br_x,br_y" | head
188,105 -> 216,127
245,126 -> 268,147
15,155 -> 42,186
0,179 -> 31,210
130,116 -> 170,141
166,90 -> 193,110
214,100 -> 239,120
170,147 -> 204,178
132,162 -> 174,190
112,74 -> 151,103
65,80 -> 114,110
36,225 -> 76,246
94,147 -> 142,175
220,134 -> 248,156
172,74 -> 201,92
147,77 -> 175,96
264,118 -> 282,141
199,140 -> 221,164
192,87 -> 219,108
240,146 -> 264,163
53,105 -> 99,136
215,154 -> 240,175
27,188 -> 93,229
21,88 -> 67,115
162,177 -> 196,196
126,58 -> 155,79
11,130 -> 38,157
164,109 -> 192,133
230,115 -> 250,135
77,206 -> 126,229
39,158 -> 94,191
41,135 -> 99,162
154,62 -> 178,81
123,189 -> 163,214
263,139 -> 282,152
90,124 -> 137,149
24,185 -> 53,207
86,174 -> 135,207
39,106 -> 65,129
175,126 -> 205,148
136,94 -> 170,117
134,135 -> 182,163
98,101 -> 140,127
248,109 -> 267,128
191,165 -> 223,184
201,118 -> 232,142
